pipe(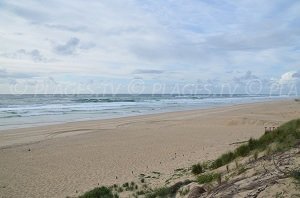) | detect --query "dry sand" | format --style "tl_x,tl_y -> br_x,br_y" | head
0,100 -> 300,198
